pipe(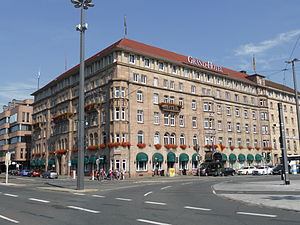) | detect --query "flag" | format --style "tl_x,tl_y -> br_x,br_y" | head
253,55 -> 257,73
124,15 -> 127,37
